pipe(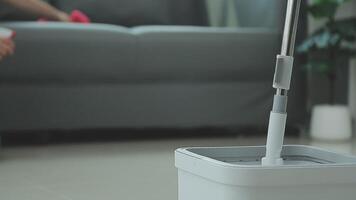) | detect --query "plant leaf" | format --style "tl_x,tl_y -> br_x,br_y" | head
297,18 -> 356,54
